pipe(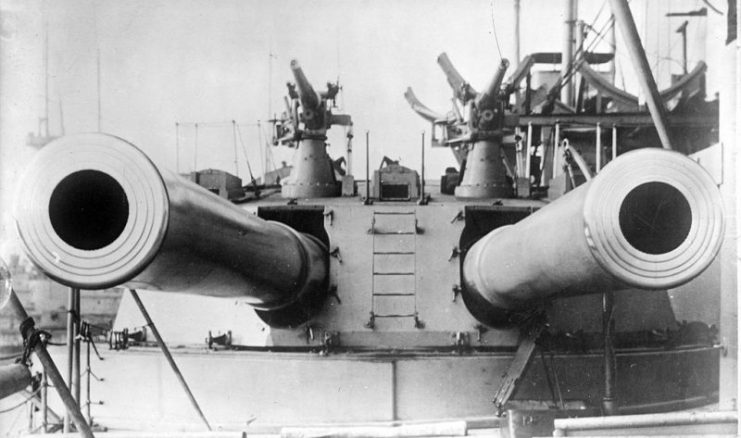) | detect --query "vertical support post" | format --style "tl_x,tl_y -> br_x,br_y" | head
525,122 -> 532,186
596,123 -> 602,172
539,126 -> 552,186
602,290 -> 617,415
175,122 -> 180,174
514,0 -> 521,63
611,125 -> 617,160
96,49 -> 101,132
560,0 -> 577,106
607,15 -> 616,85
41,369 -> 48,433
7,291 -> 94,438
524,72 -> 532,113
28,396 -> 34,432
73,288 -> 81,405
85,336 -> 92,424
418,131 -> 426,205
129,290 -> 212,431
232,120 -> 239,177
364,131 -> 372,204
346,128 -> 353,177
64,288 -> 74,433
552,123 -> 561,178
676,21 -> 689,75
194,122 -> 199,172
43,20 -> 49,137
574,20 -> 586,110
608,0 -> 674,150
514,126 -> 523,179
